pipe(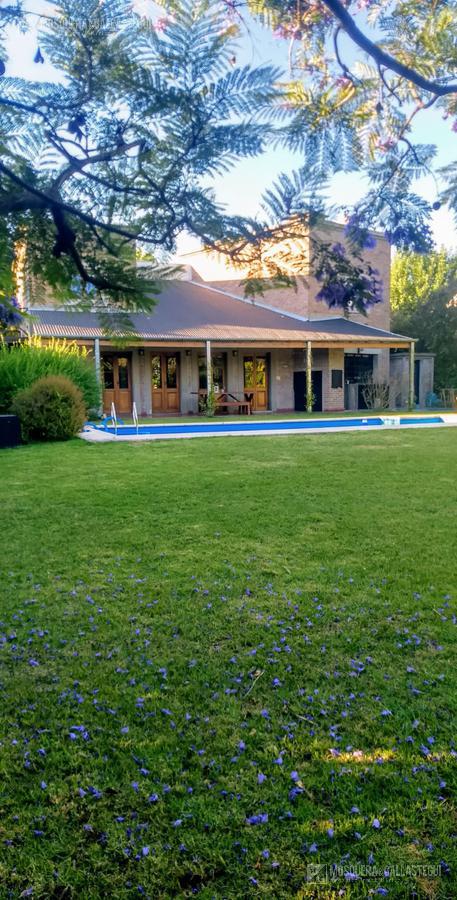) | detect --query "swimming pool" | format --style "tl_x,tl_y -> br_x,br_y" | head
82,414 -> 449,441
